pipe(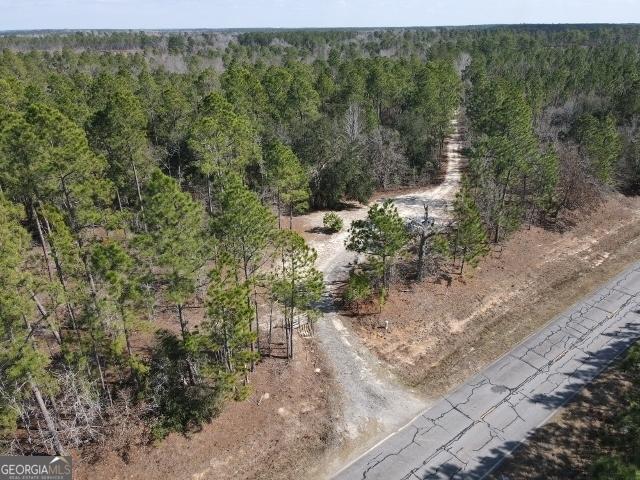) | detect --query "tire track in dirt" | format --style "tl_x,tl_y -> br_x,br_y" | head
301,117 -> 465,477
